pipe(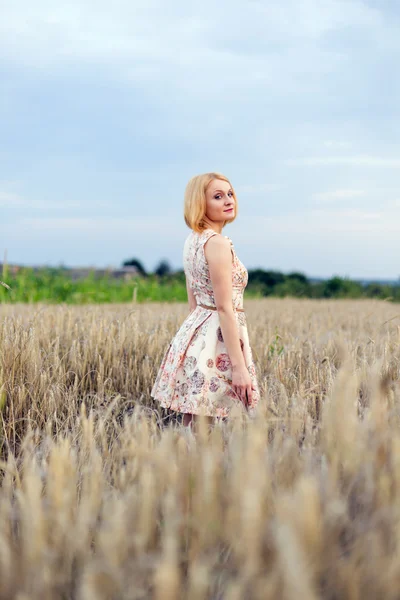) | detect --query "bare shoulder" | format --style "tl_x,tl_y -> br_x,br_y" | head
204,233 -> 231,251
204,233 -> 232,265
